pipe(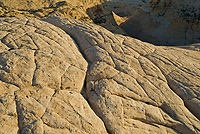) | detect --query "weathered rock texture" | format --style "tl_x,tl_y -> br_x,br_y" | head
43,17 -> 200,134
0,17 -> 107,134
0,0 -> 102,10
86,4 -> 127,34
103,0 -> 151,17
121,0 -> 200,46
0,16 -> 200,134
0,0 -> 102,22
0,0 -> 127,36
